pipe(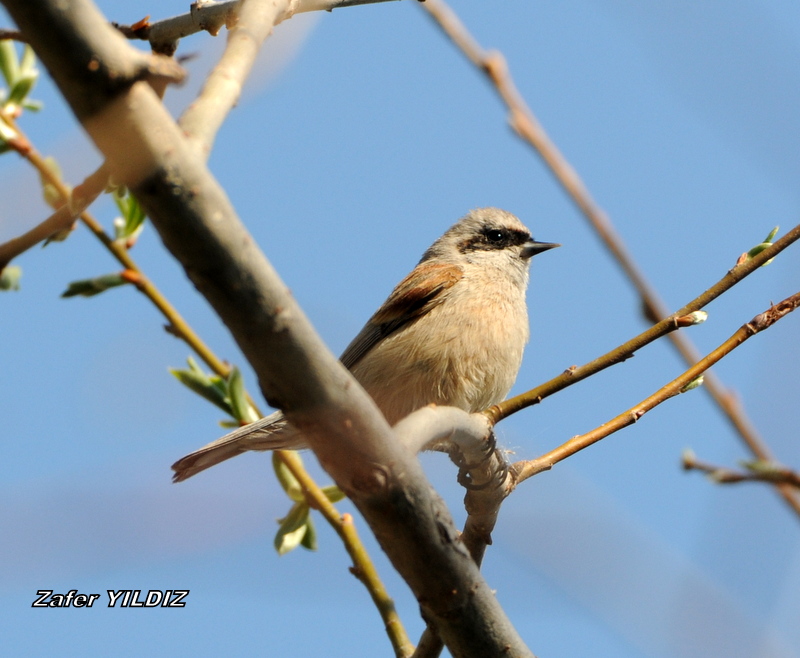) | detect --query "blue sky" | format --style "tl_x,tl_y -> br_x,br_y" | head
1,1 -> 799,656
